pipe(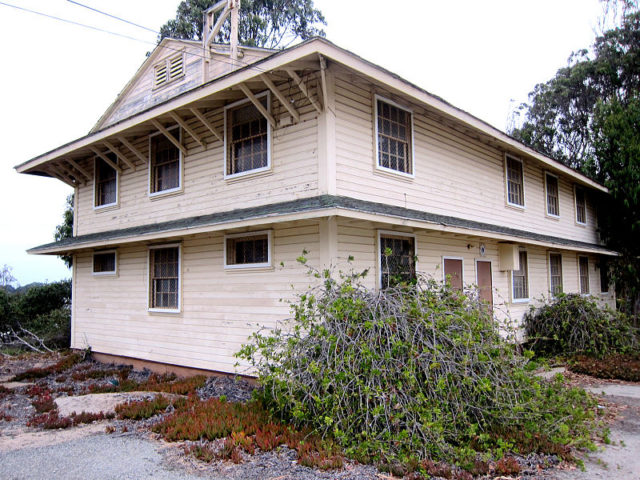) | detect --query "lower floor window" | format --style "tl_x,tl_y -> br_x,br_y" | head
512,250 -> 529,300
549,253 -> 563,297
225,231 -> 271,268
93,251 -> 116,274
379,233 -> 416,288
150,246 -> 180,310
579,256 -> 590,294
